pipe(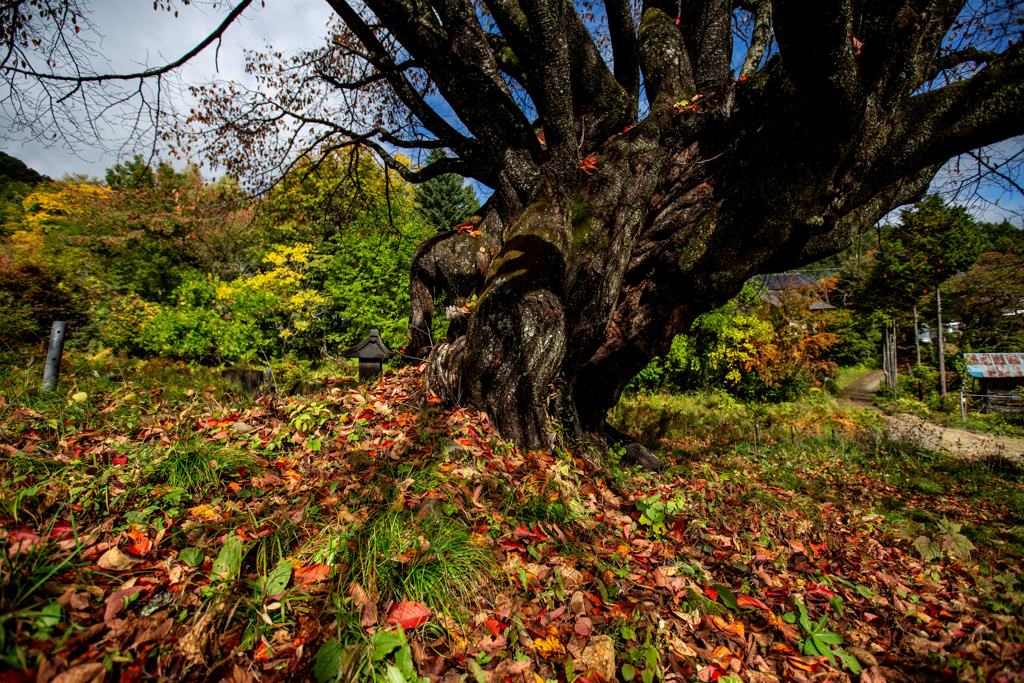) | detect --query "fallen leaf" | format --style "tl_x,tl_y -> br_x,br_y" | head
104,585 -> 145,623
50,662 -> 105,683
350,582 -> 376,627
294,563 -> 331,585
97,546 -> 140,571
388,601 -> 431,629
126,528 -> 152,557
737,595 -> 770,610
